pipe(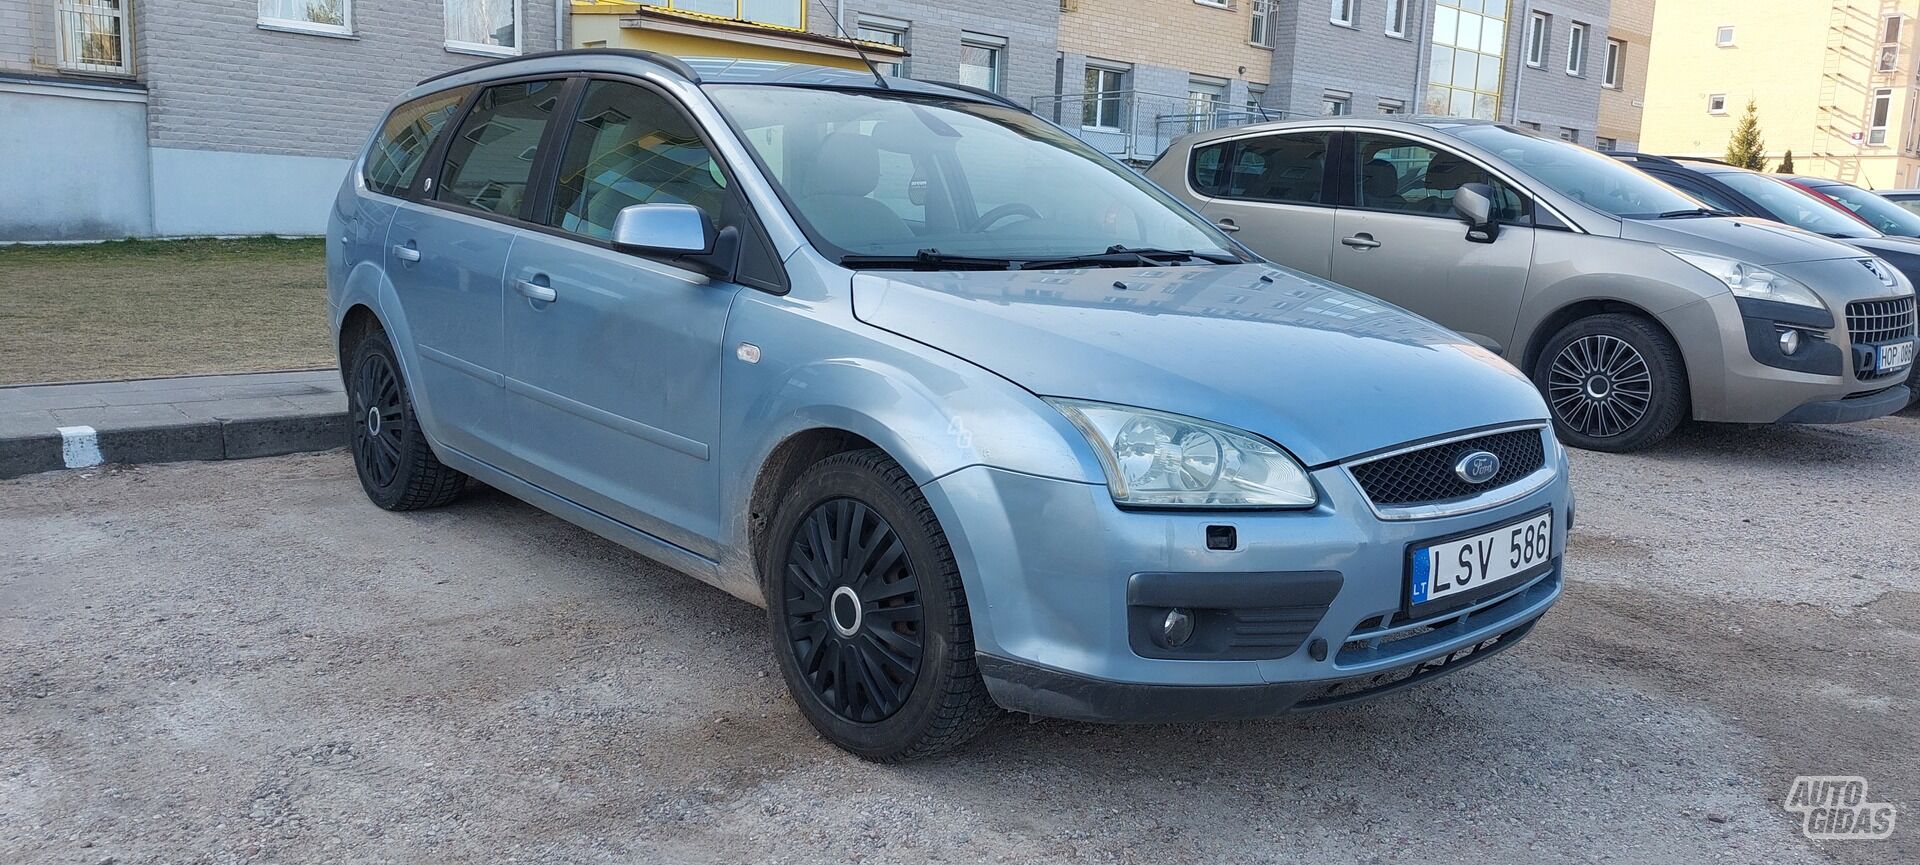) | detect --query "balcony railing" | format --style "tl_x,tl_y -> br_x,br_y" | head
57,0 -> 131,75
1033,90 -> 1297,163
